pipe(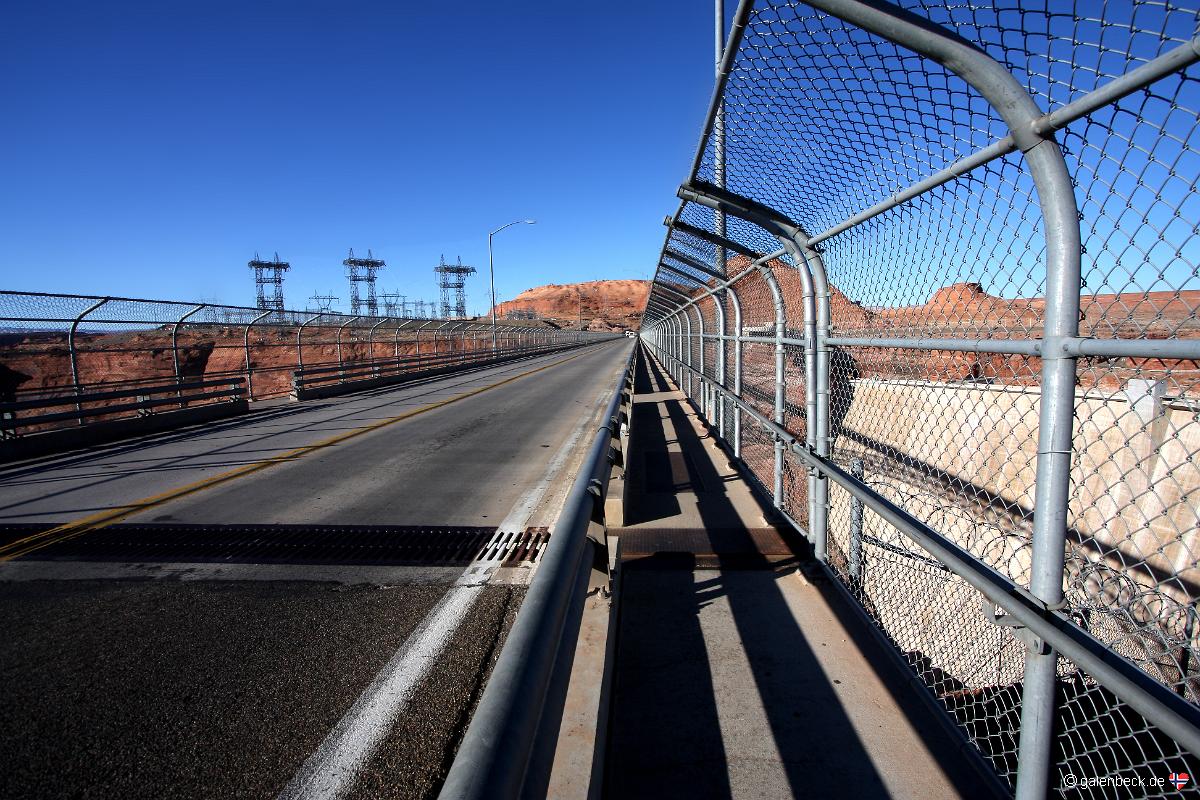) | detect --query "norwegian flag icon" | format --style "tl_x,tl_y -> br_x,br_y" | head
1169,772 -> 1190,790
